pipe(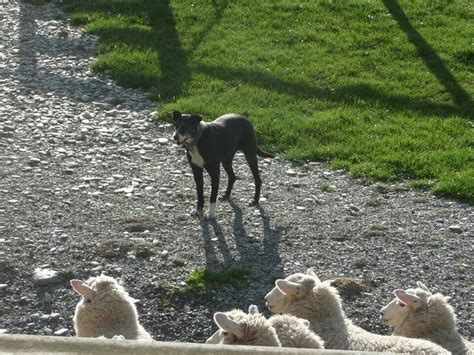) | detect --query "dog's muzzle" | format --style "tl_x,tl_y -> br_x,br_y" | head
173,132 -> 187,146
